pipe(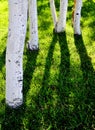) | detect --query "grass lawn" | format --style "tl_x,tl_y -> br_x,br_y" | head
0,0 -> 95,129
